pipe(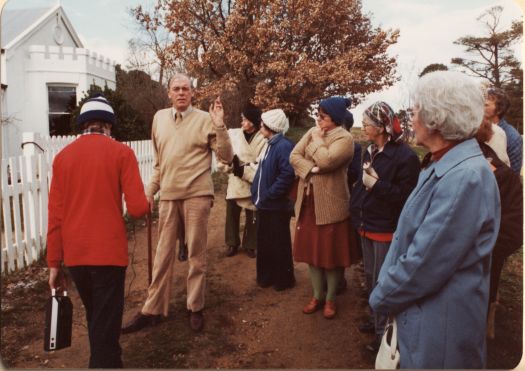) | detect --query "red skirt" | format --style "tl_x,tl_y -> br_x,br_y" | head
293,191 -> 359,269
